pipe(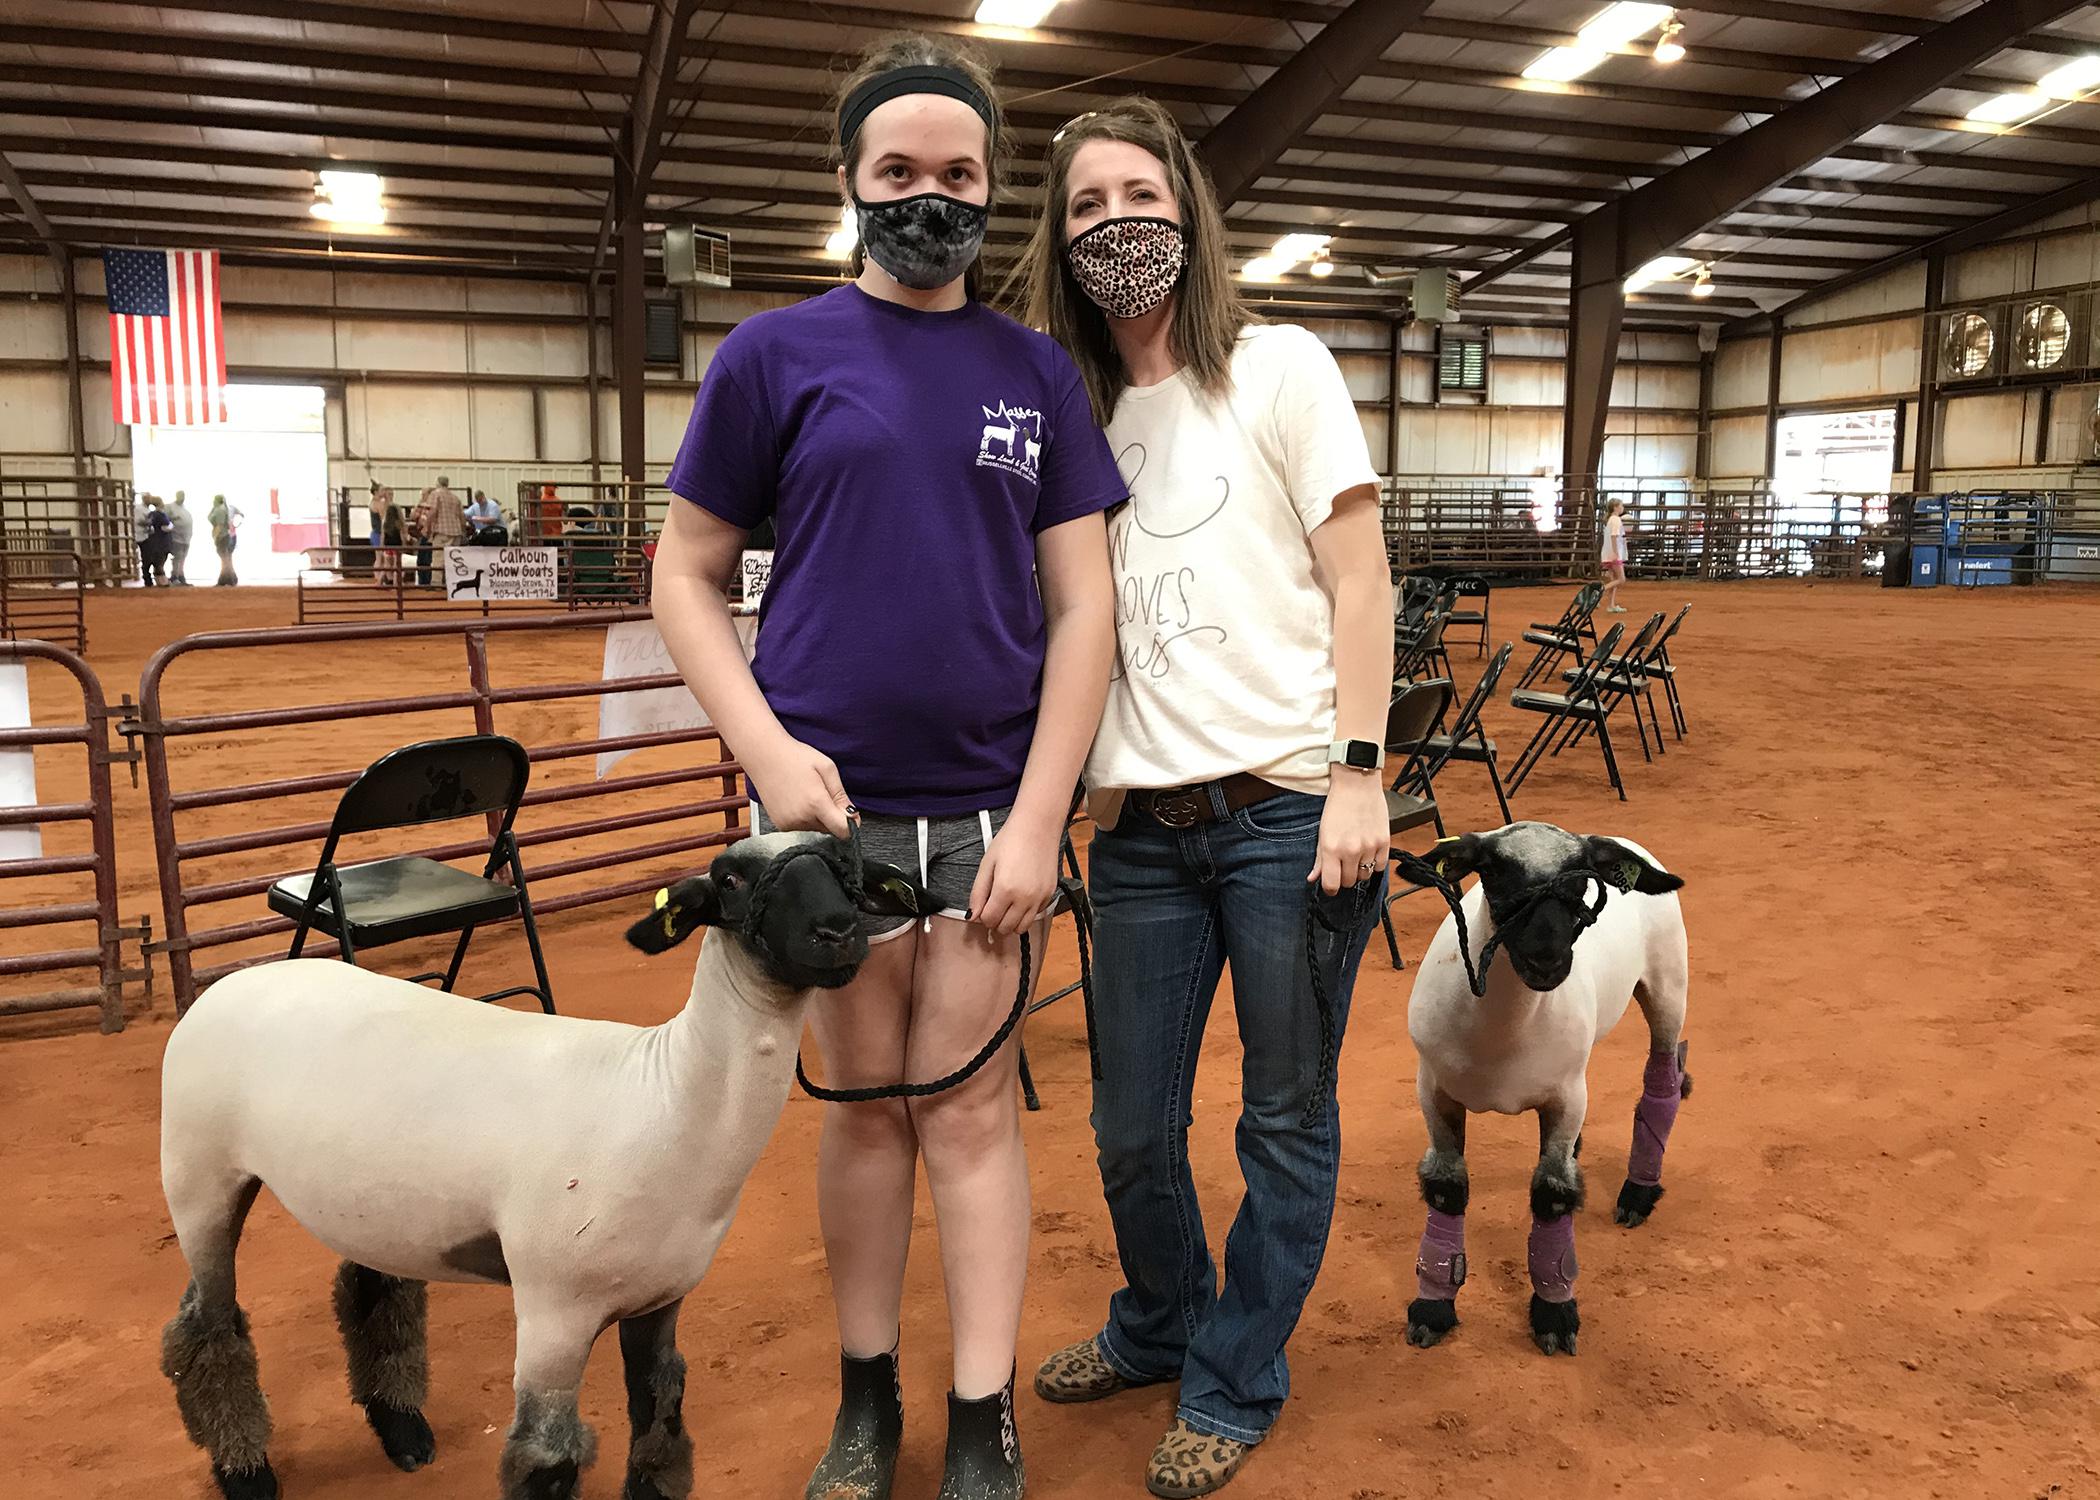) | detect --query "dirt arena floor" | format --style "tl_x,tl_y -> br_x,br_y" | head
5,579 -> 2098,1500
